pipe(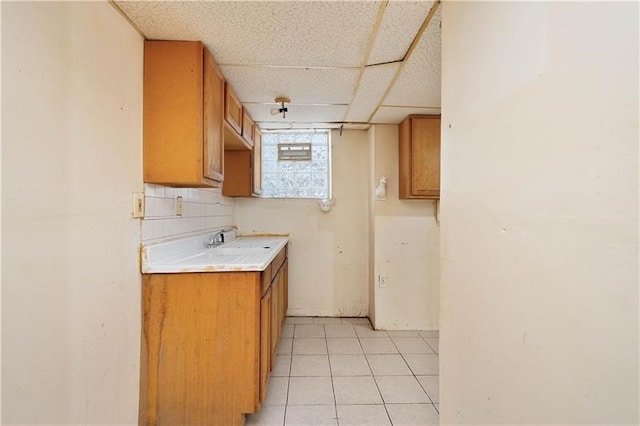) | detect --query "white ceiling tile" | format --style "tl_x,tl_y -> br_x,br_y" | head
117,1 -> 382,67
372,106 -> 441,124
383,6 -> 441,107
220,66 -> 358,105
368,0 -> 435,65
245,103 -> 348,124
344,62 -> 400,122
